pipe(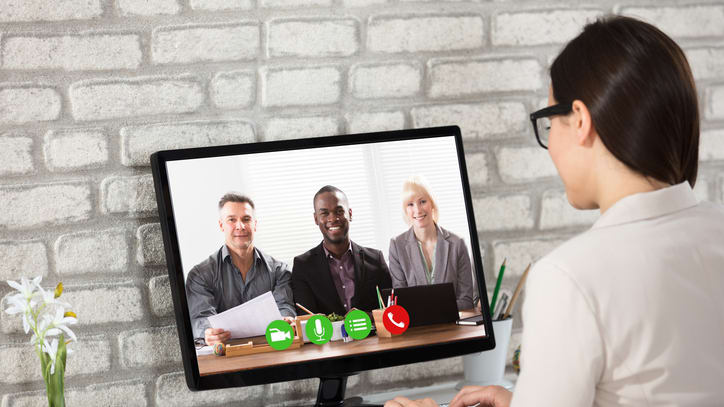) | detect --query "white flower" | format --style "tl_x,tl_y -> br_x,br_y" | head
7,276 -> 41,301
44,308 -> 77,343
4,292 -> 33,334
35,285 -> 71,309
42,338 -> 59,375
